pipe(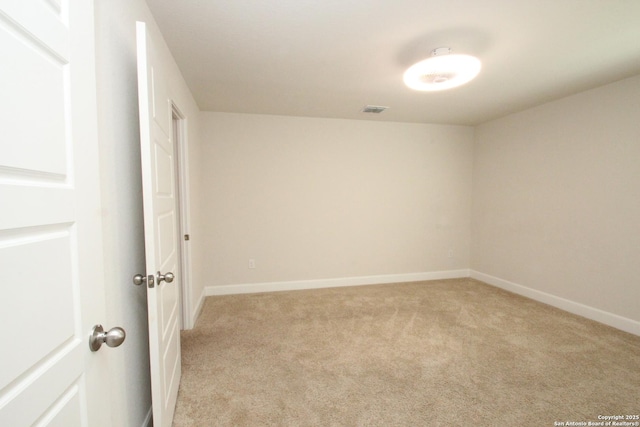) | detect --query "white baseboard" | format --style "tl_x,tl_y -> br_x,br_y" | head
141,406 -> 152,427
205,269 -> 471,296
188,289 -> 206,329
470,270 -> 640,336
